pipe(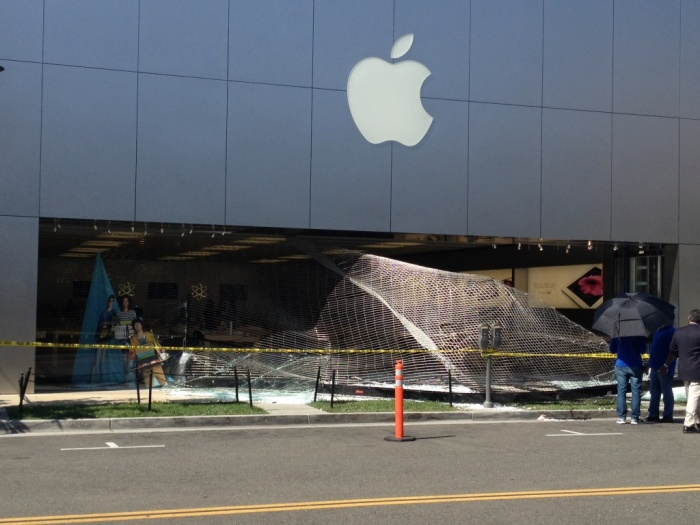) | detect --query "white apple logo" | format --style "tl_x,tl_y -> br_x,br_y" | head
347,34 -> 433,147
